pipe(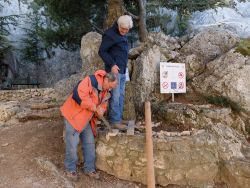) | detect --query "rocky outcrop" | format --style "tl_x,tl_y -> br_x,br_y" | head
181,28 -> 239,62
48,29 -> 250,187
192,50 -> 250,112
